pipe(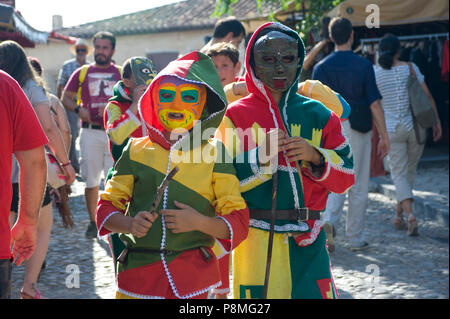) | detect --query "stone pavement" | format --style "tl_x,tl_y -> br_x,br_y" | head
10,162 -> 448,299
